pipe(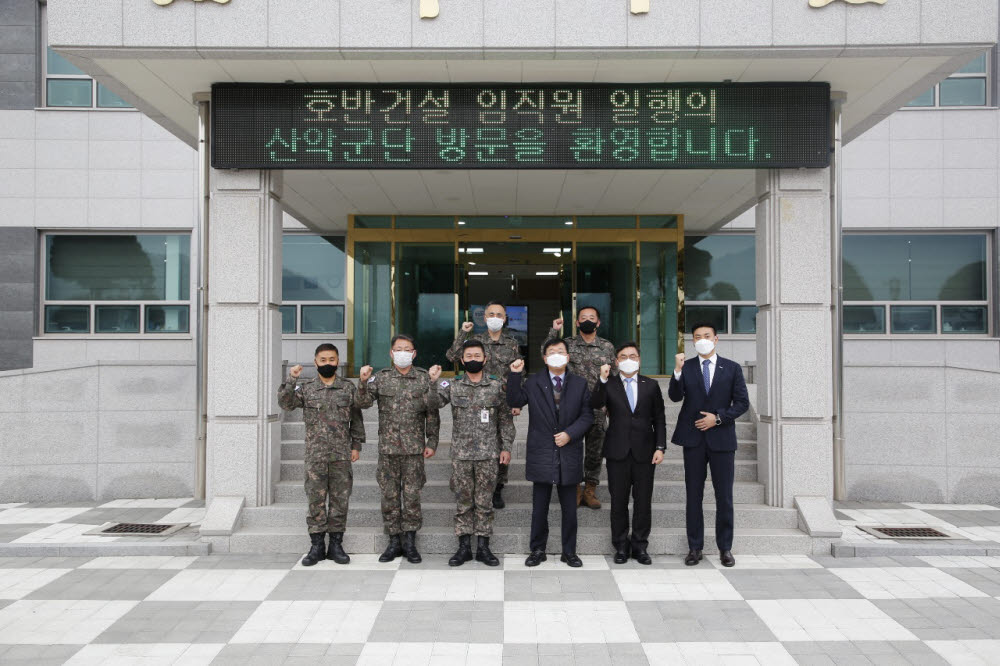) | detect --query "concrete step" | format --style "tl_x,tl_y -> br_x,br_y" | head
279,458 -> 759,484
240,502 -> 798,530
279,439 -> 759,462
227,525 -> 810,556
280,419 -> 756,441
273,478 -> 768,505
